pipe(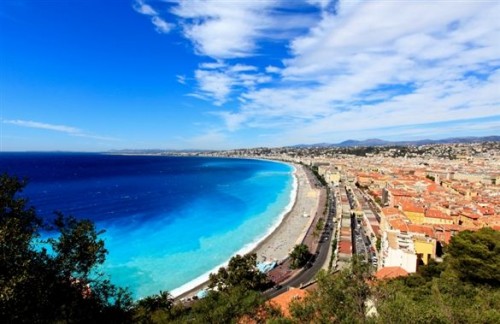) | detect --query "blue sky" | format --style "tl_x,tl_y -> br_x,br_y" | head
1,0 -> 499,151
